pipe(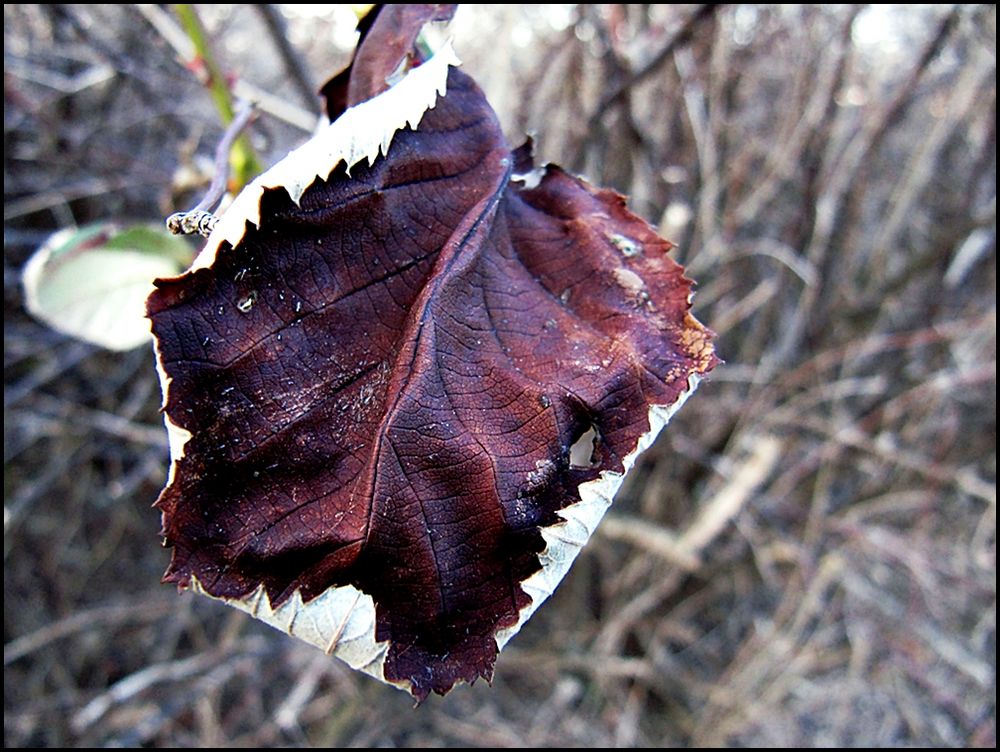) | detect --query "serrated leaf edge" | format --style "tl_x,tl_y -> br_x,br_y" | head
186,374 -> 703,694
190,41 -> 461,272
